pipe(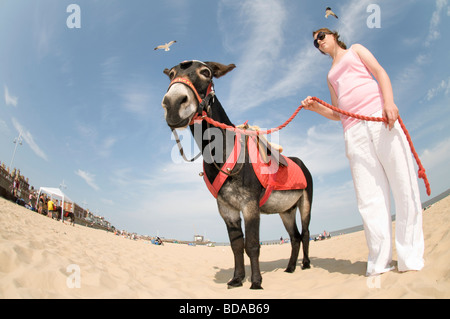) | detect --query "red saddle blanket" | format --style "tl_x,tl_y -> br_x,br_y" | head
203,133 -> 307,207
